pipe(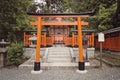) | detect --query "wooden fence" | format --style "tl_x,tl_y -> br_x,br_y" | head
24,33 -> 94,47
